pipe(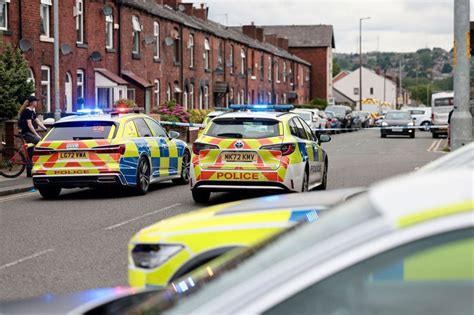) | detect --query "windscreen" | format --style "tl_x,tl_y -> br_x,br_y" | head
385,112 -> 411,120
434,97 -> 454,107
295,112 -> 312,122
45,121 -> 116,141
206,118 -> 281,139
